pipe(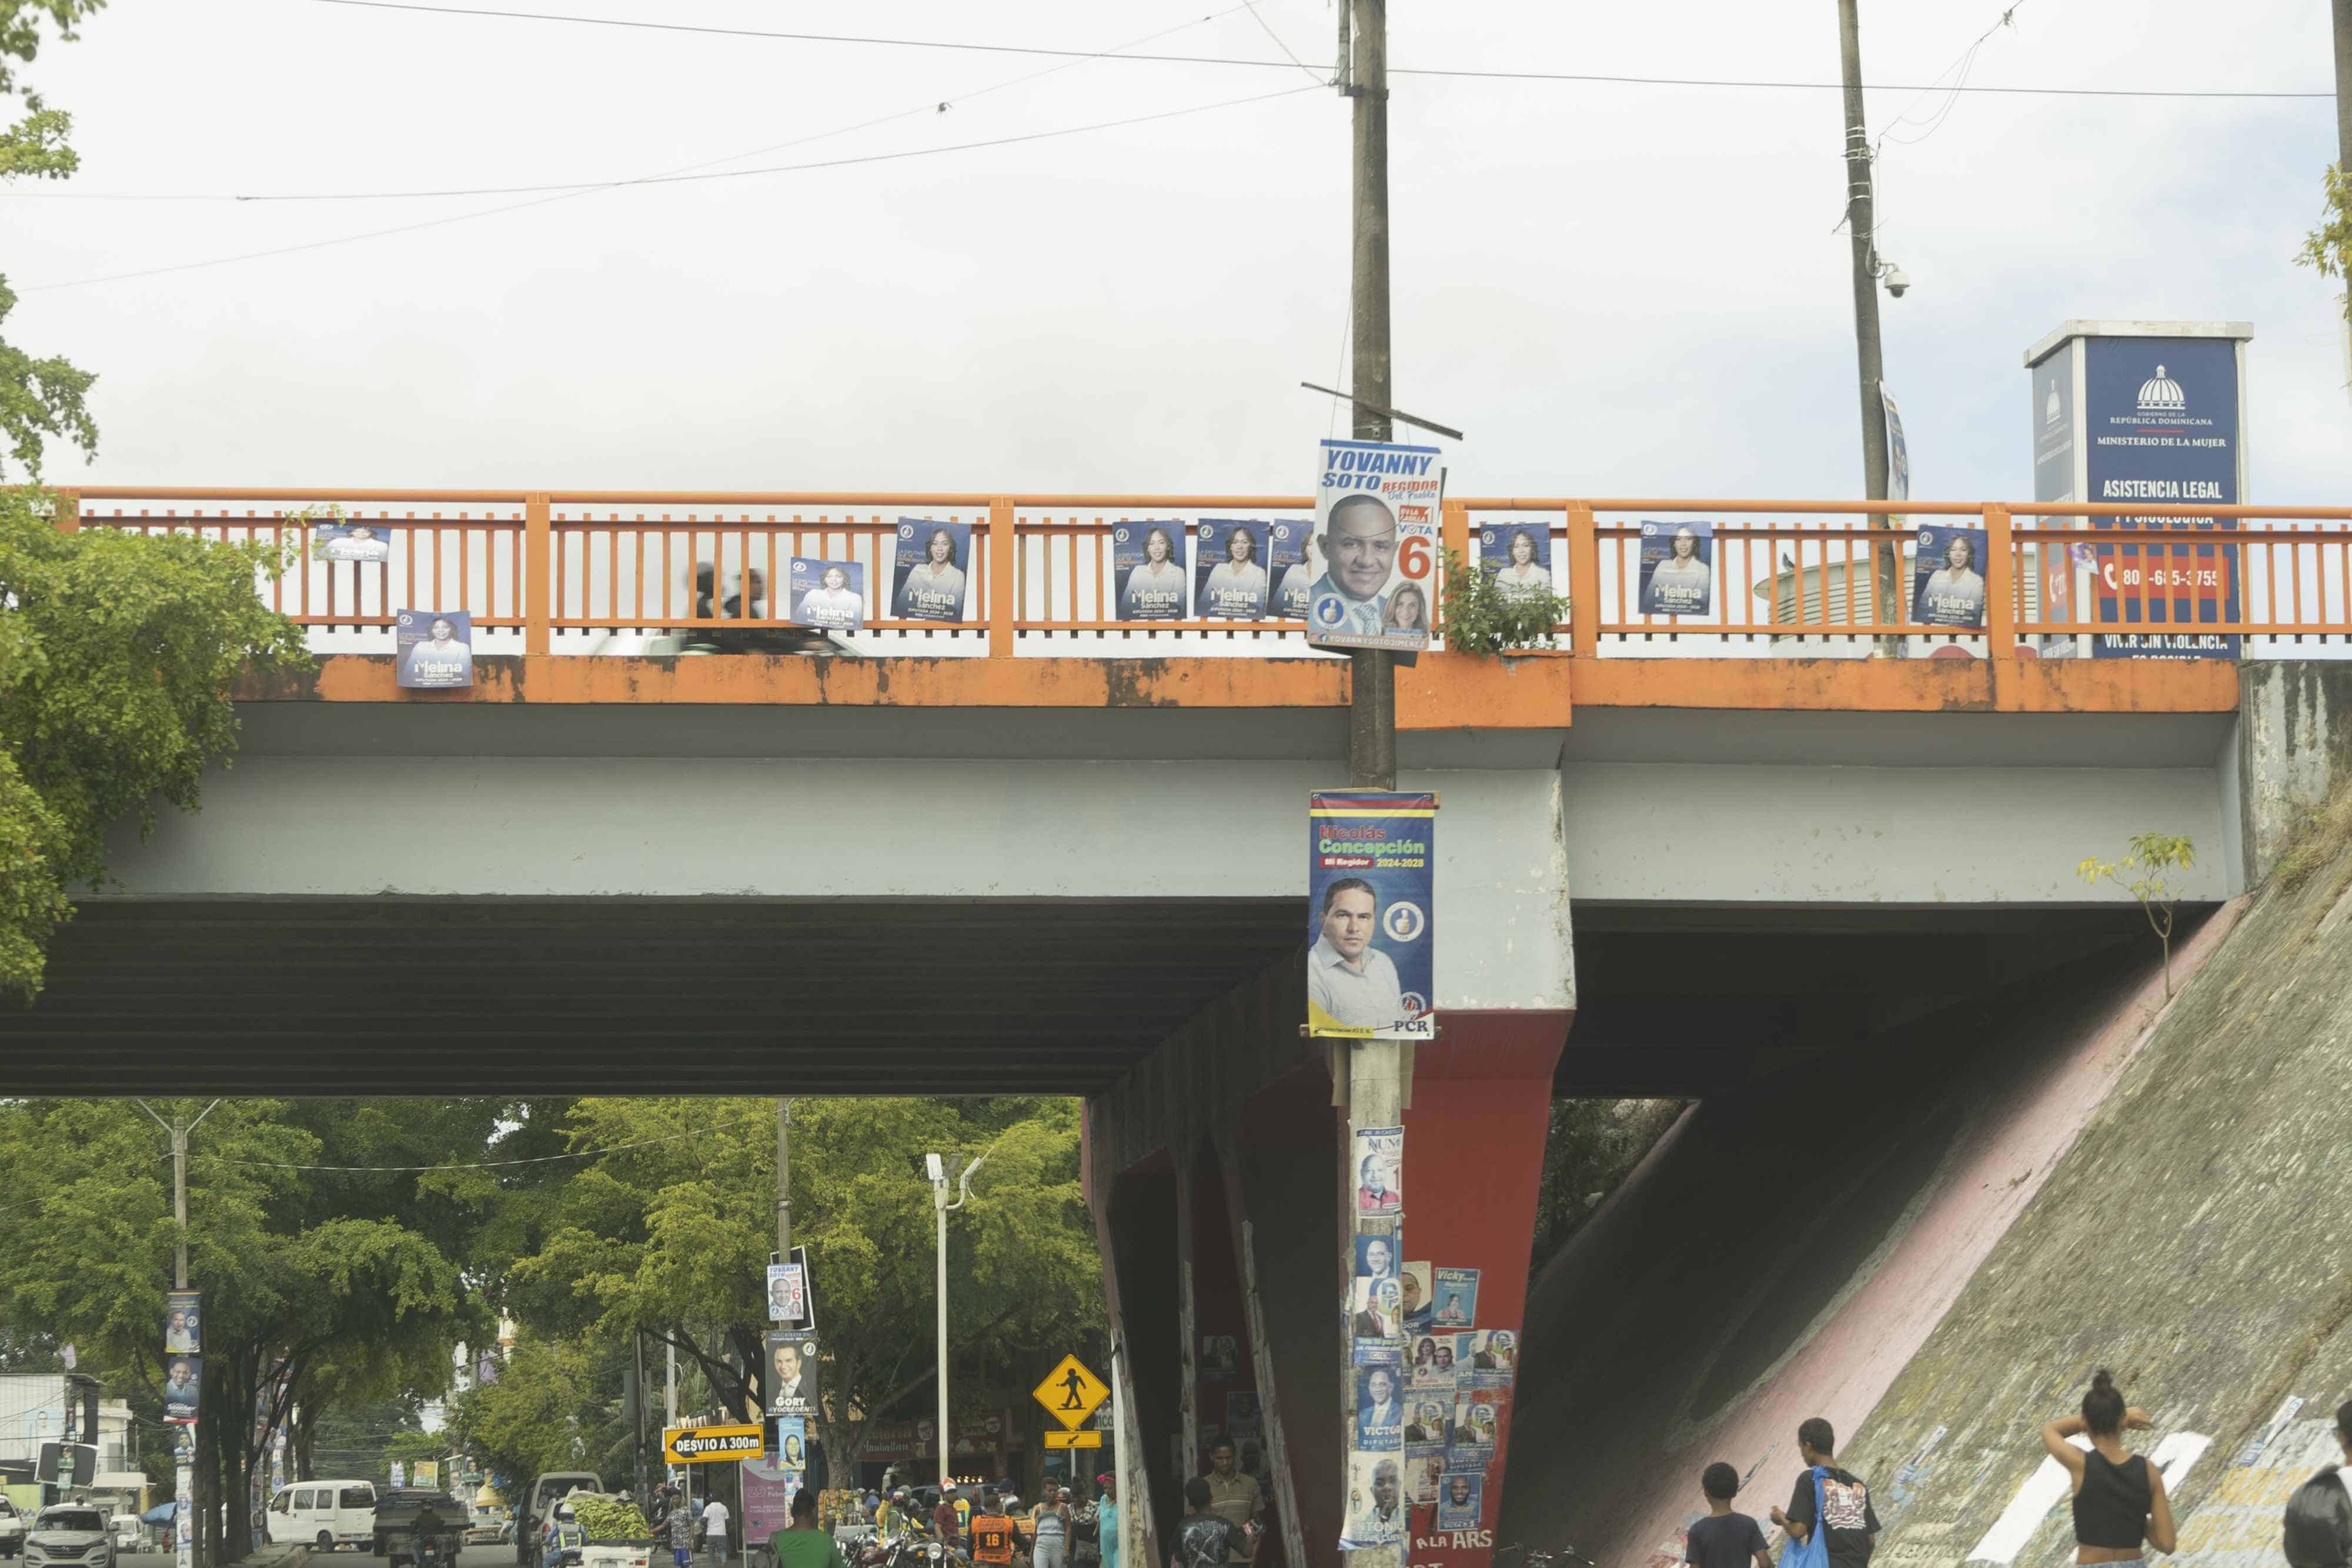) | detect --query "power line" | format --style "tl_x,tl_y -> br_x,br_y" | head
22,83 -> 1320,290
193,1108 -> 772,1171
272,0 -> 2331,100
